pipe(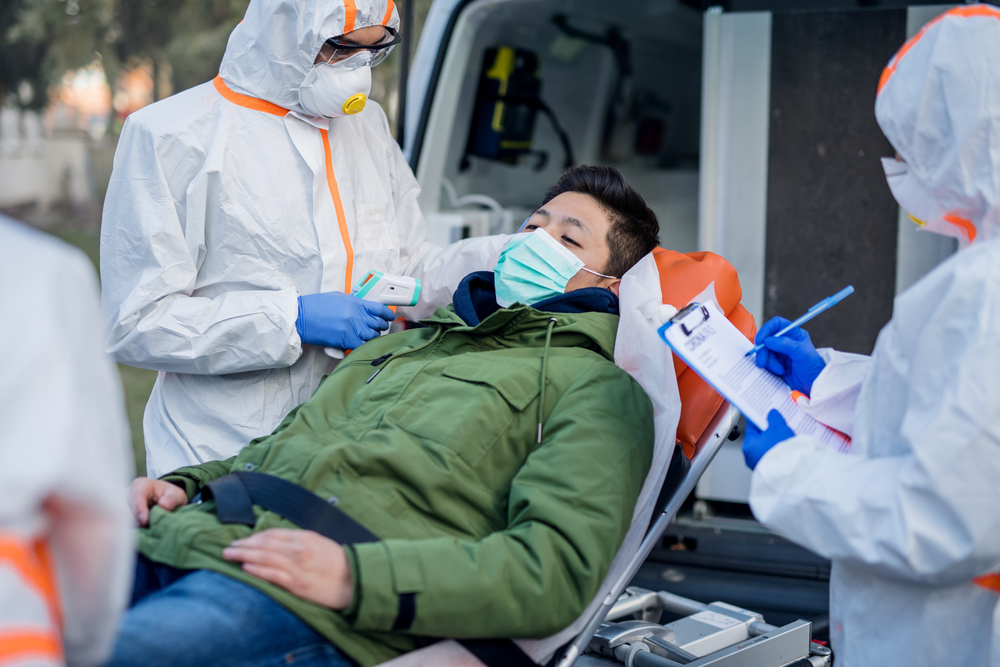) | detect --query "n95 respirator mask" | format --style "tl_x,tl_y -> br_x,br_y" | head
881,156 -> 978,245
298,54 -> 372,119
493,228 -> 614,307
